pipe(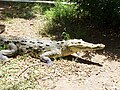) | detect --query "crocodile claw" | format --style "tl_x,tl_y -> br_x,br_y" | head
40,55 -> 53,66
0,53 -> 9,60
